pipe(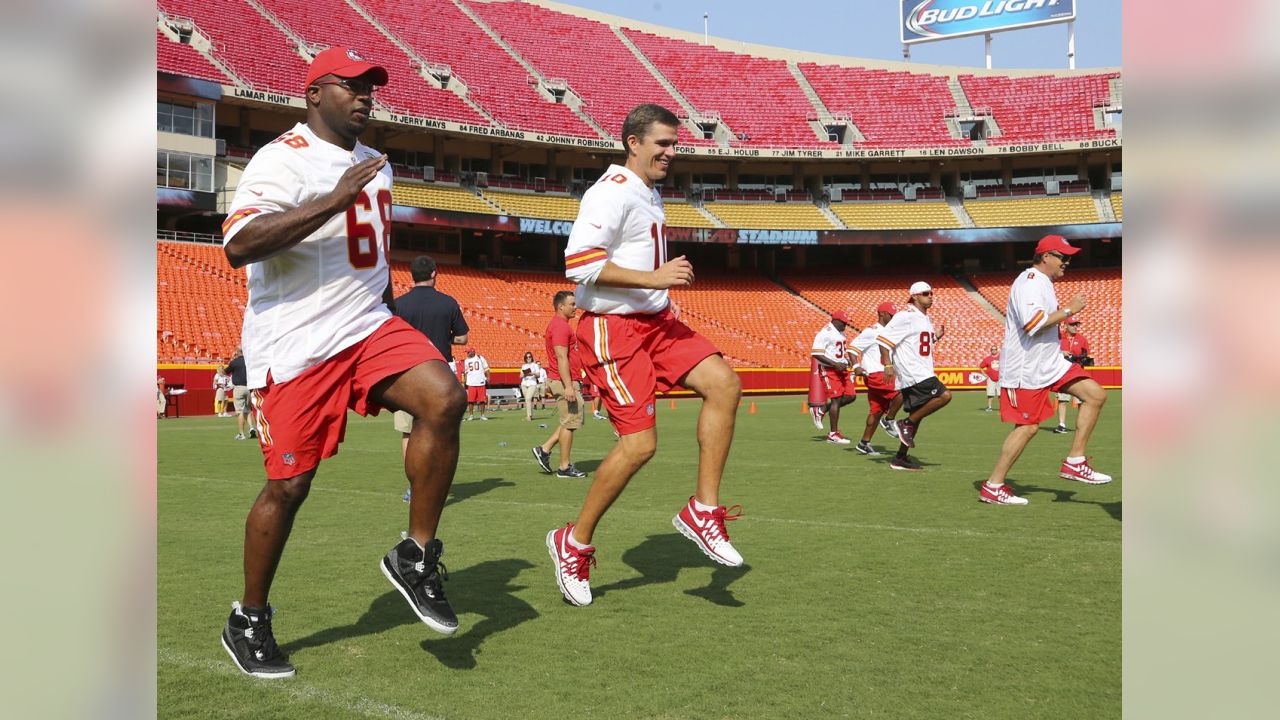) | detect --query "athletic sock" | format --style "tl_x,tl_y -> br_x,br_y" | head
1066,455 -> 1085,464
567,531 -> 591,550
693,498 -> 718,513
